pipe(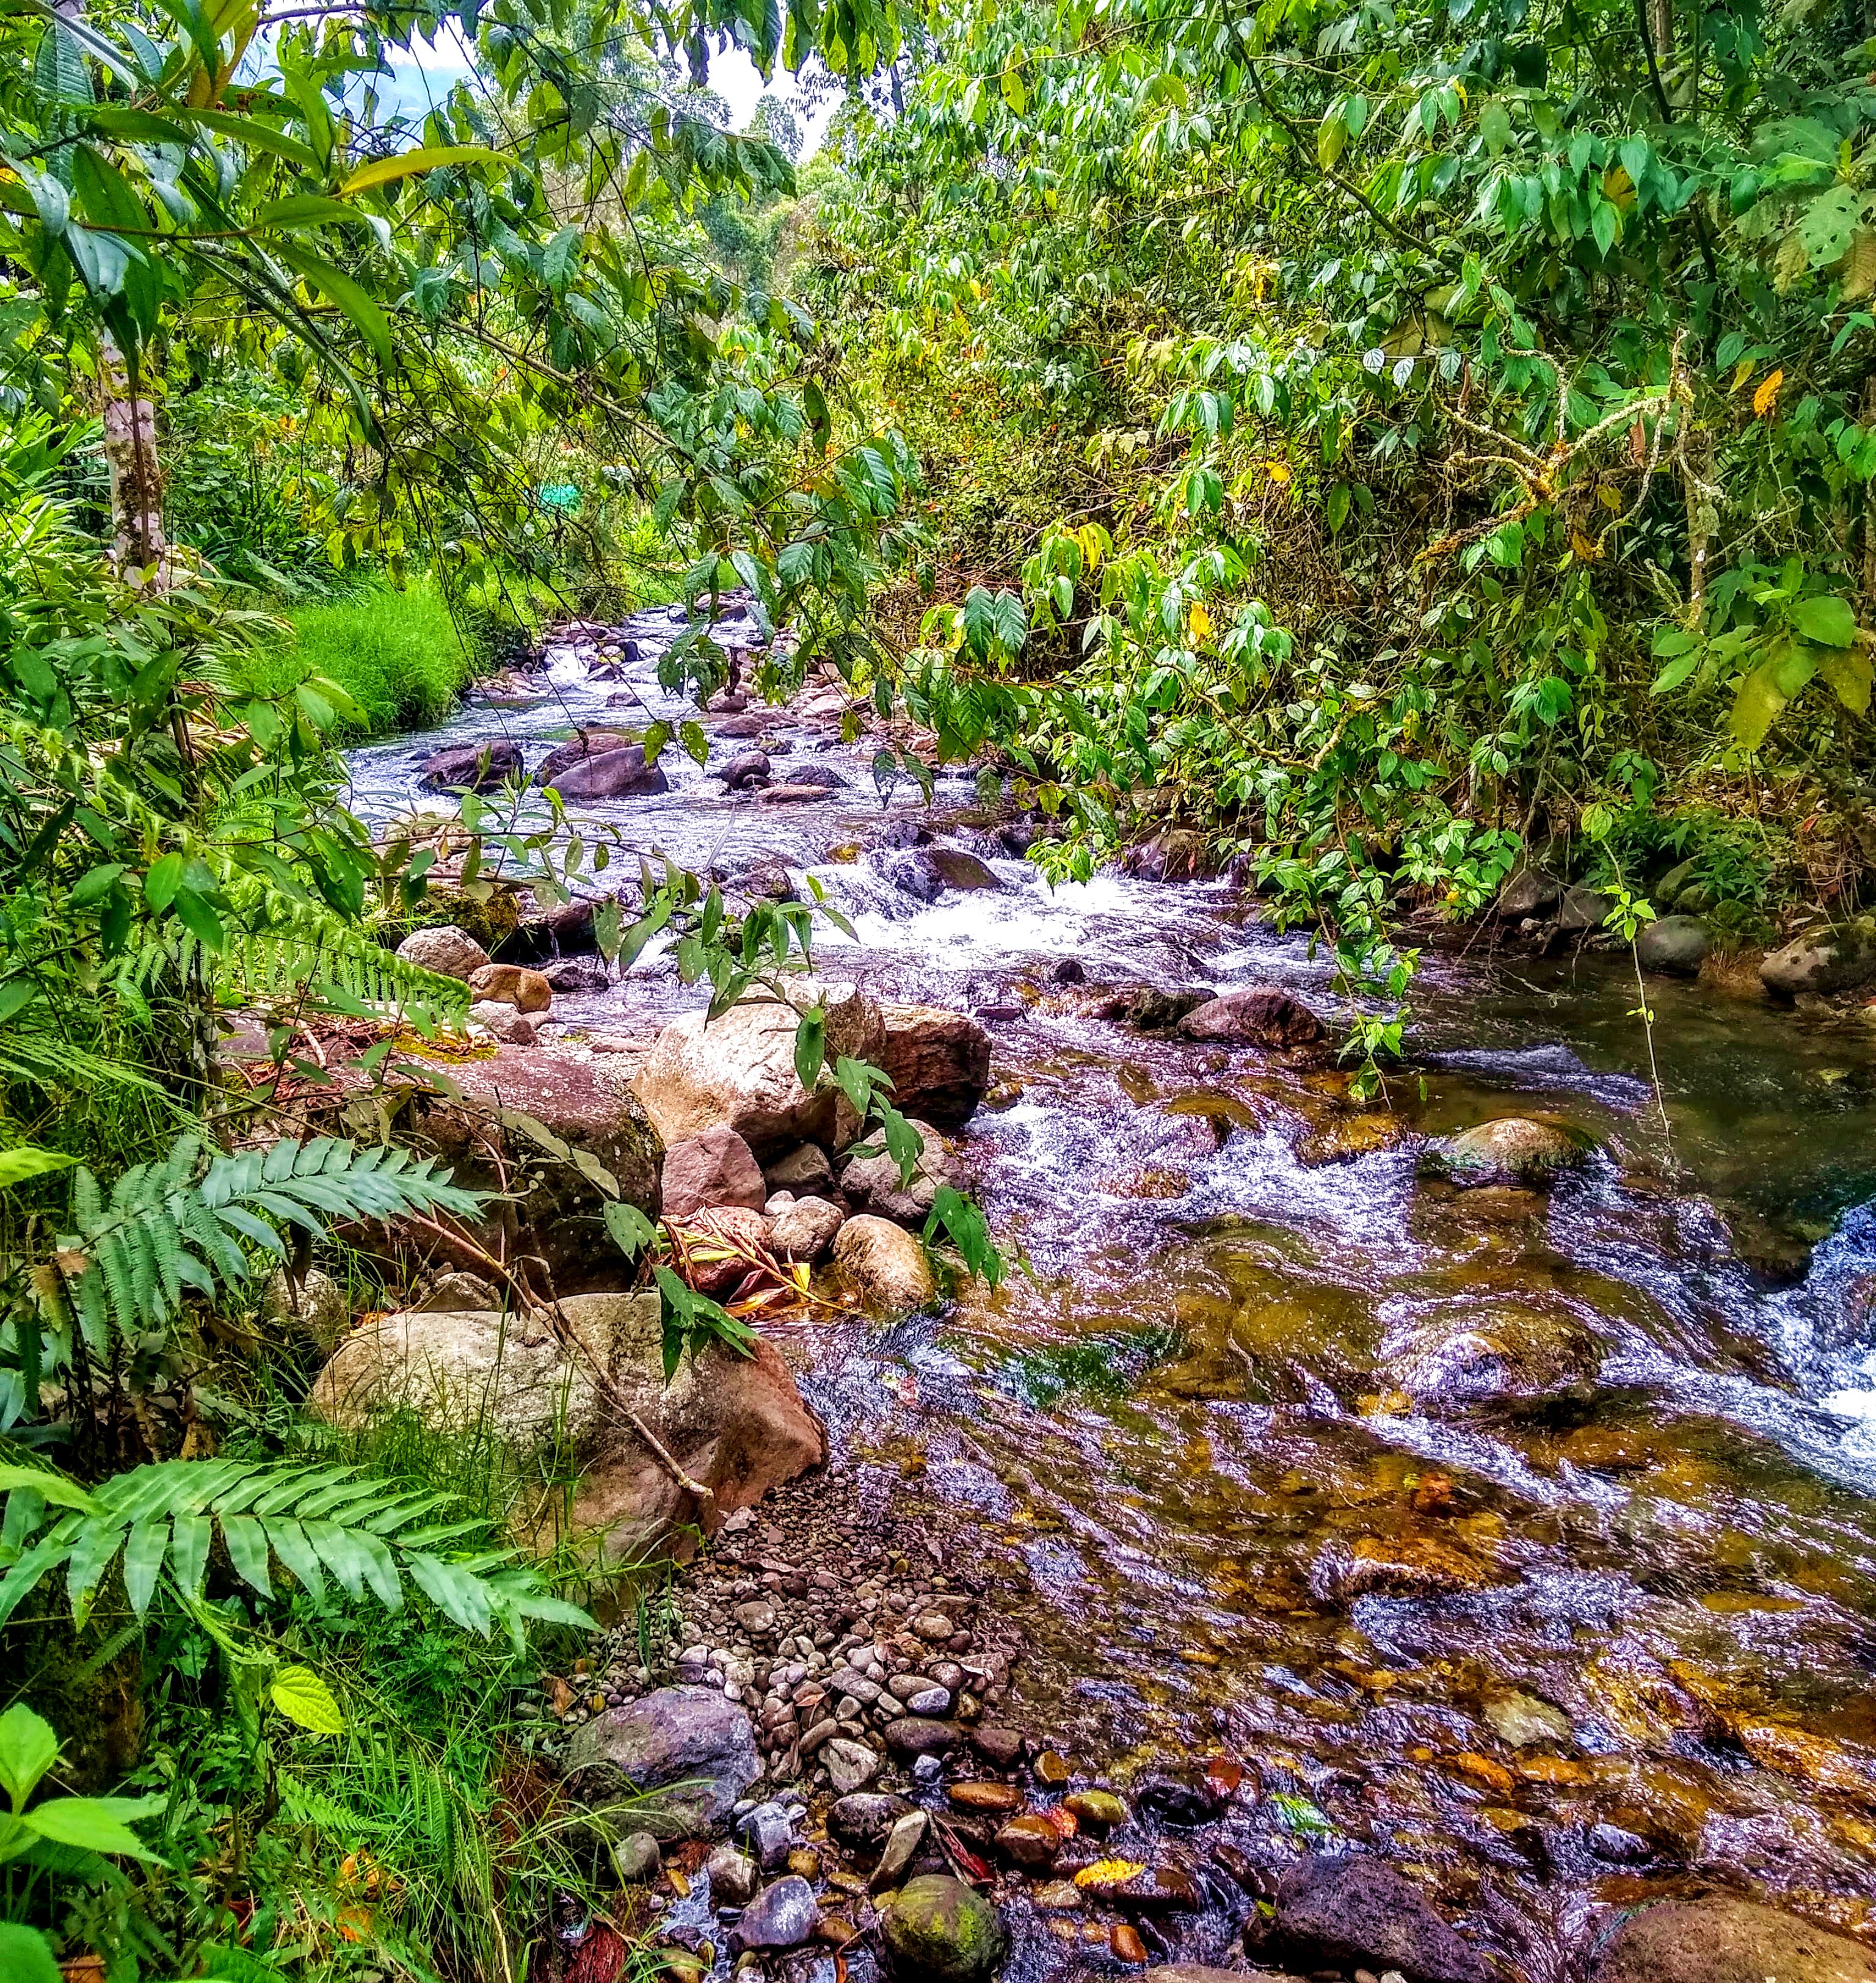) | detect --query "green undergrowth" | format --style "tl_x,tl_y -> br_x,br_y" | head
239,581 -> 476,737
